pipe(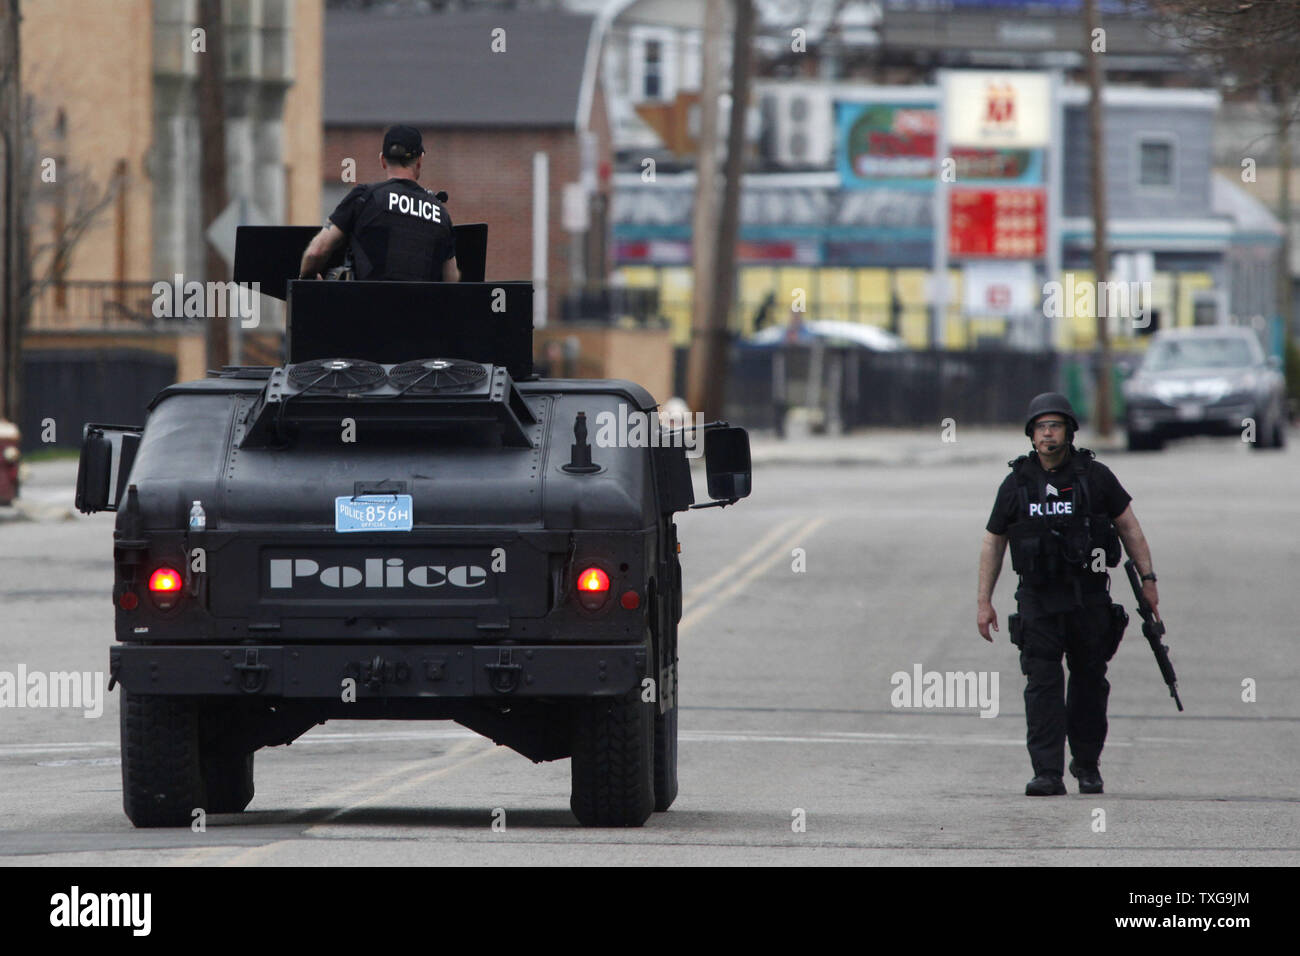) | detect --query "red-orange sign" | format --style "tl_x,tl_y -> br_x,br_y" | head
949,188 -> 1045,259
